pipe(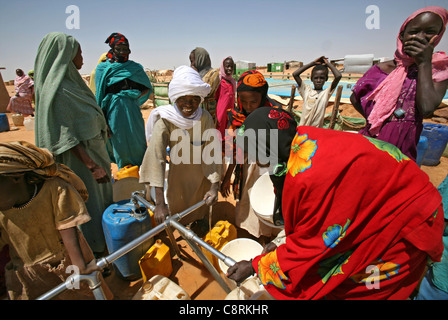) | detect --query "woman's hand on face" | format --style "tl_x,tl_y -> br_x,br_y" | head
403,35 -> 436,65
